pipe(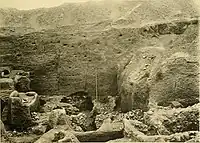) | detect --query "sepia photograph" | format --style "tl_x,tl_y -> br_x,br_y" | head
0,0 -> 200,142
